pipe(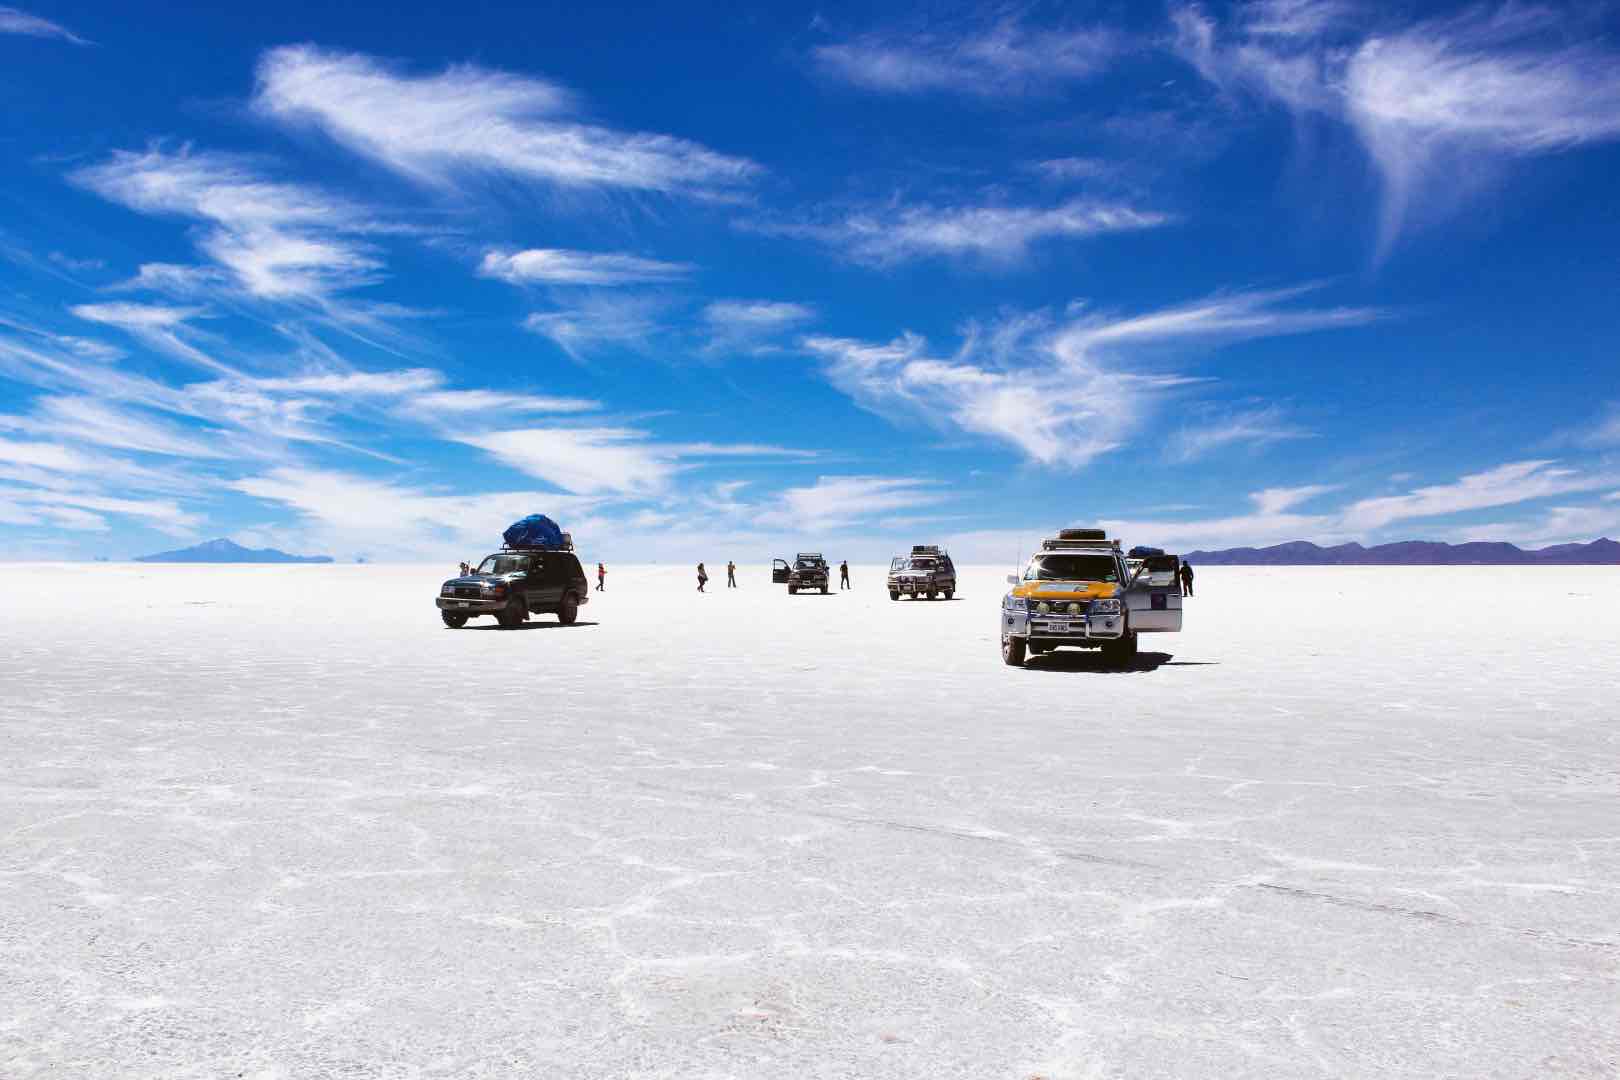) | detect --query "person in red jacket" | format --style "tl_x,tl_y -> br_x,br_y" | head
596,563 -> 606,592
